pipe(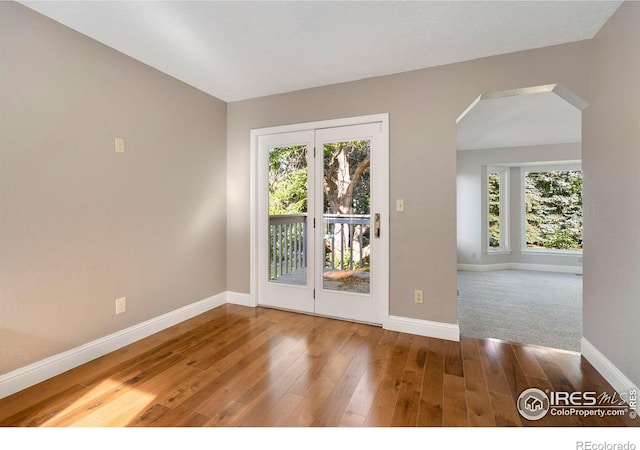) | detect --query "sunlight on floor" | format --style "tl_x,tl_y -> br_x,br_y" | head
41,378 -> 157,427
